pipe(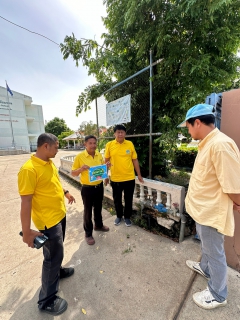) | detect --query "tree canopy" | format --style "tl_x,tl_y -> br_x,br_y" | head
45,117 -> 71,138
60,0 -> 240,120
58,130 -> 74,148
78,120 -> 98,136
60,0 -> 240,176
